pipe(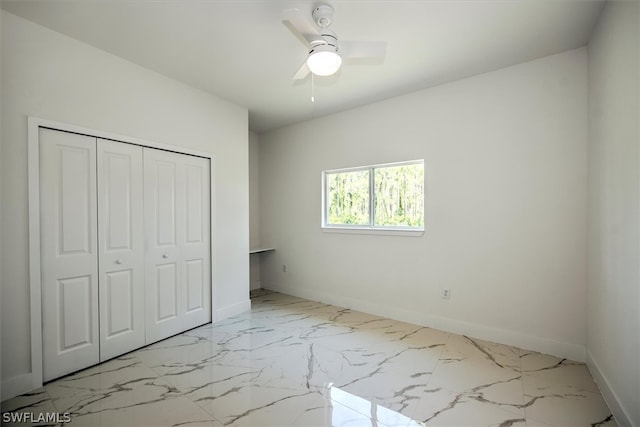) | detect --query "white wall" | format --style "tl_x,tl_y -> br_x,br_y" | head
259,49 -> 588,361
249,131 -> 262,290
1,11 -> 249,400
586,2 -> 640,426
